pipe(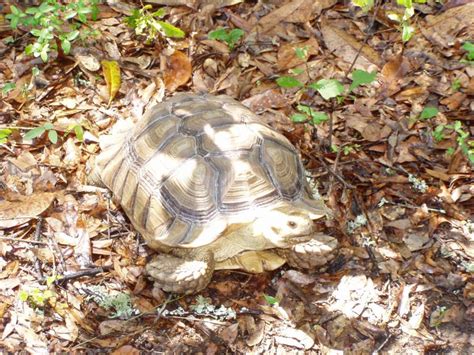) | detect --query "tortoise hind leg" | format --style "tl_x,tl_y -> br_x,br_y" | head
145,249 -> 215,294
